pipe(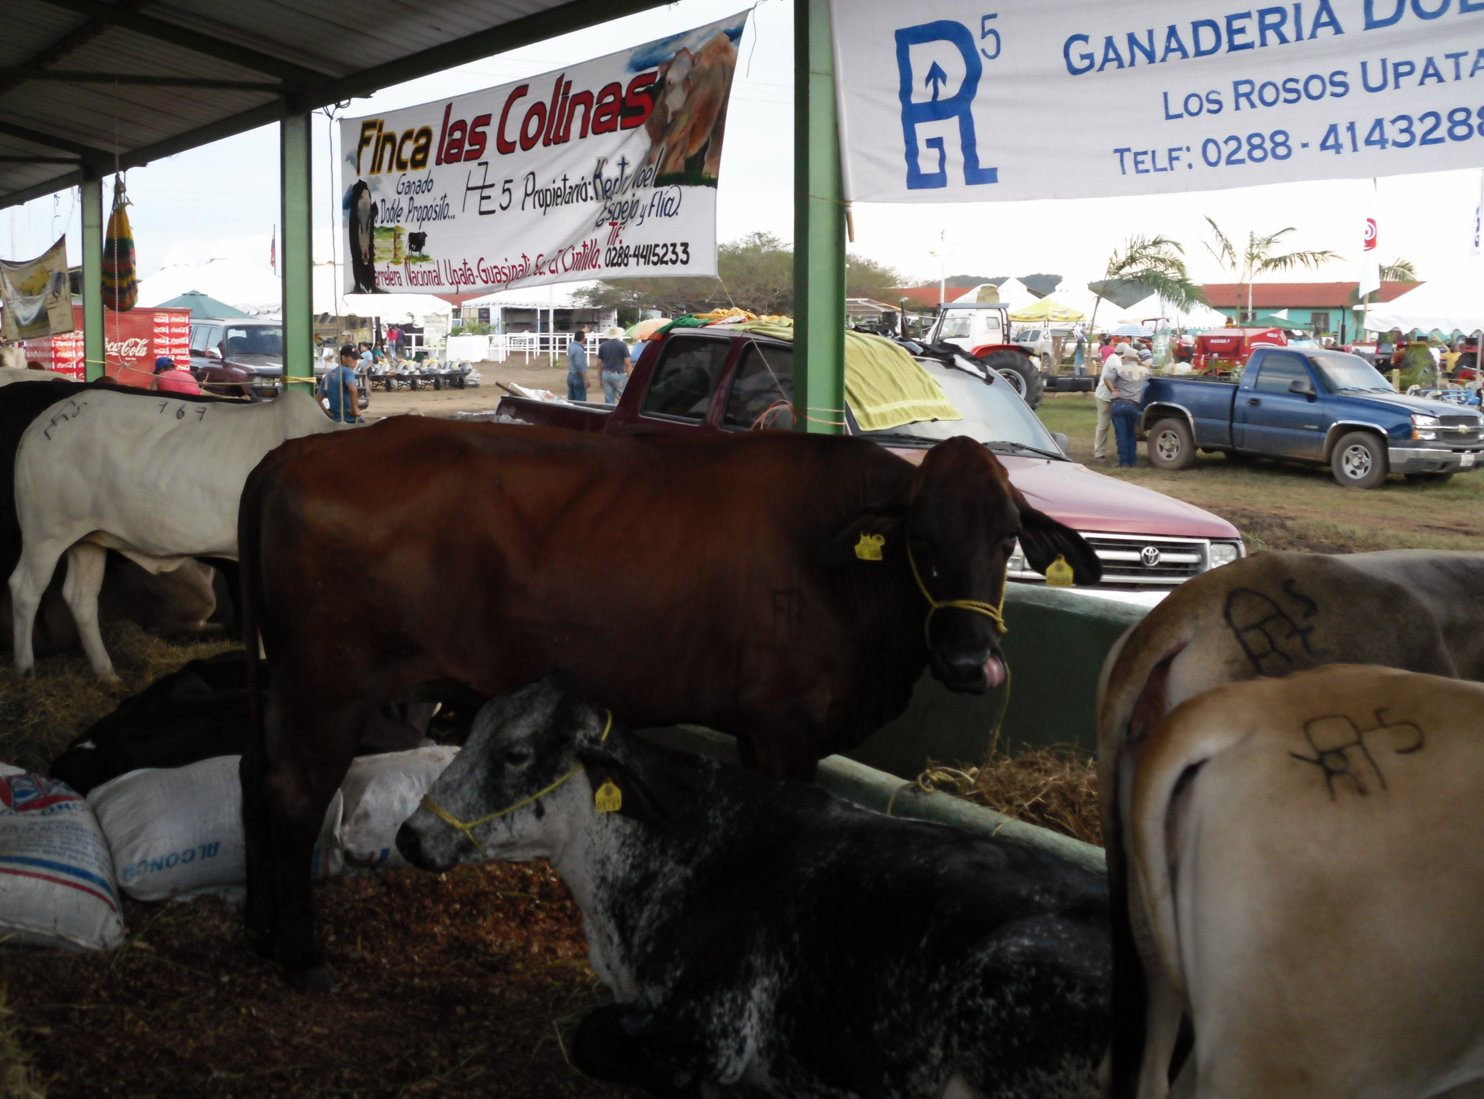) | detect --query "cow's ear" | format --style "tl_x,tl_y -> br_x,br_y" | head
577,749 -> 670,826
816,504 -> 908,567
1015,497 -> 1103,585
